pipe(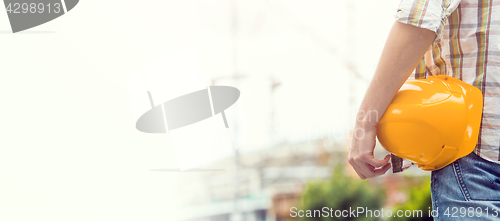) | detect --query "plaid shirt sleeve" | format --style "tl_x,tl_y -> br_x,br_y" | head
395,0 -> 461,43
